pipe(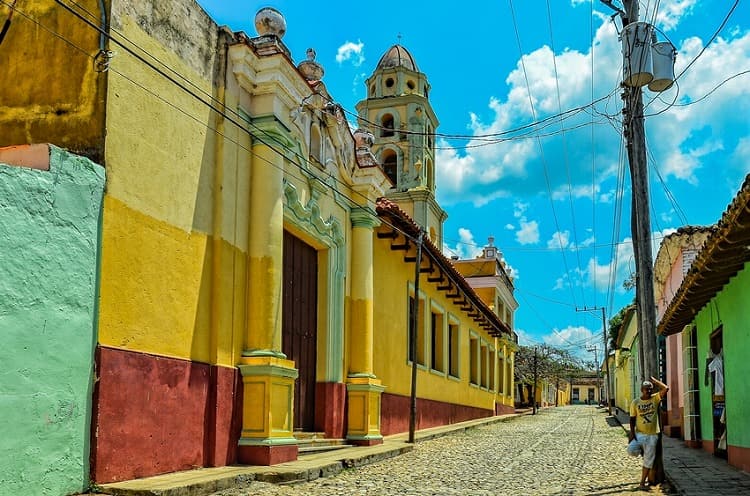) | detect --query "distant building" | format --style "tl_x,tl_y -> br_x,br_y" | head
612,305 -> 639,416
453,237 -> 519,414
569,376 -> 602,405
